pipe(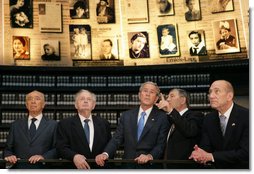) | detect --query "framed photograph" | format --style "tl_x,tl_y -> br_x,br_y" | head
211,0 -> 234,13
157,0 -> 174,17
128,32 -> 150,59
69,0 -> 89,19
69,24 -> 92,60
213,19 -> 240,54
10,0 -> 33,28
41,40 -> 60,61
184,0 -> 201,21
96,0 -> 116,24
12,36 -> 30,60
157,24 -> 180,57
126,0 -> 149,23
99,38 -> 119,60
187,30 -> 207,56
39,3 -> 62,33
